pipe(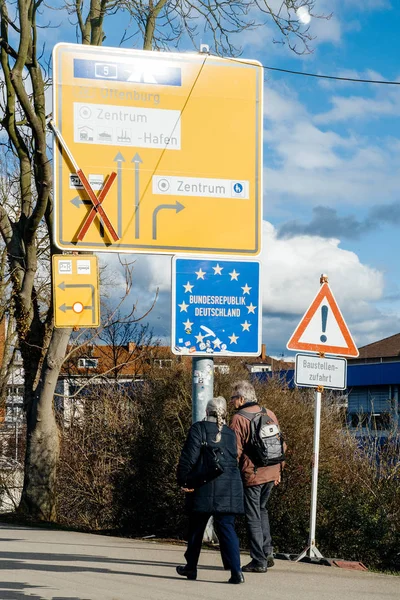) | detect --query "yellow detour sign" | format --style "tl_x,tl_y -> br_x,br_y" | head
52,255 -> 100,328
52,43 -> 263,256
